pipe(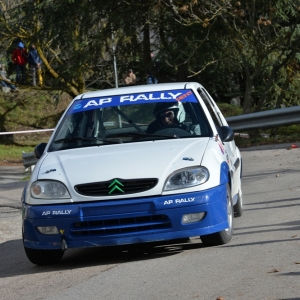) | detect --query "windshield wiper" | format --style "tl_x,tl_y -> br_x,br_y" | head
115,132 -> 179,139
53,137 -> 122,144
